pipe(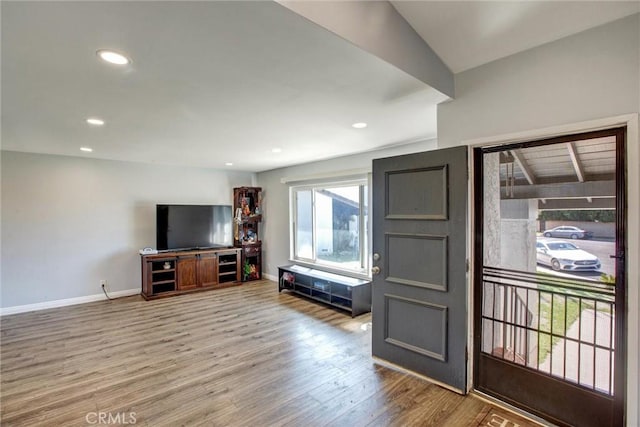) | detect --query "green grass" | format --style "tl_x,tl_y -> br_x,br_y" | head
514,271 -> 615,364
317,251 -> 359,263
538,294 -> 585,363
536,285 -> 613,363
